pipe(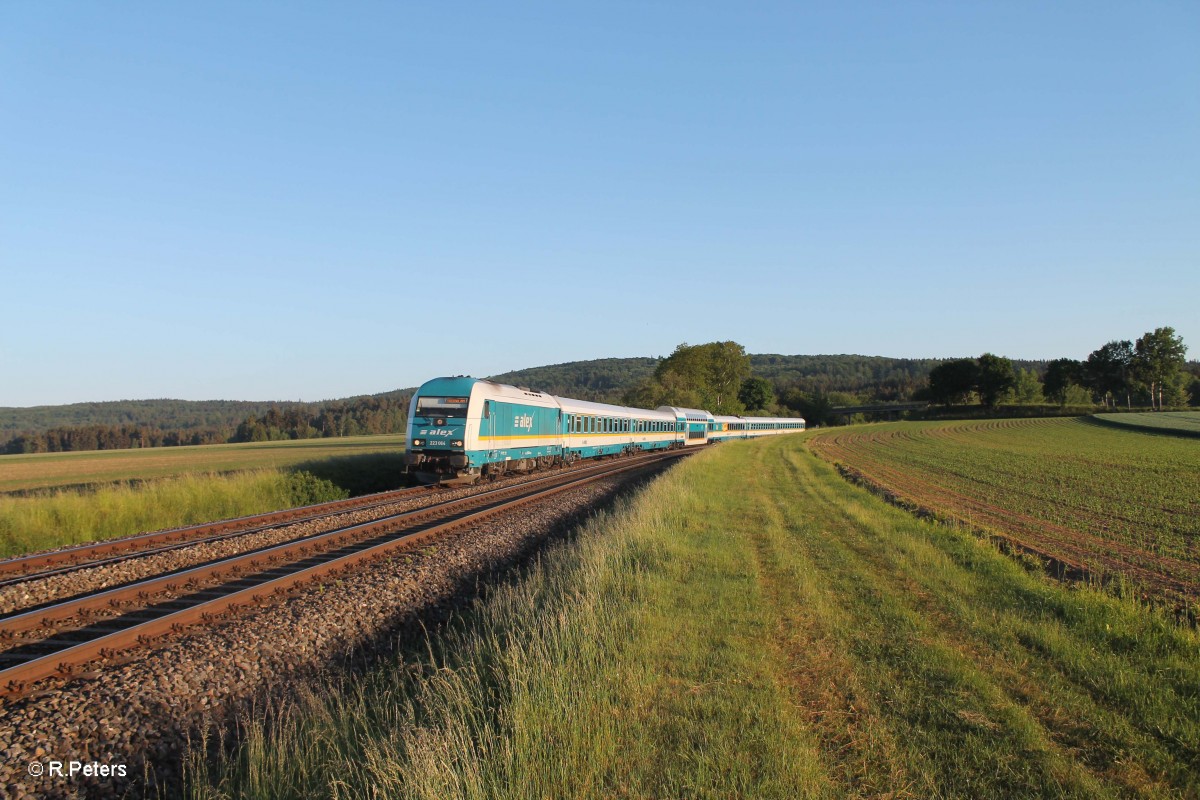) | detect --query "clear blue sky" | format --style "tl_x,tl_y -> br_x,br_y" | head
2,2 -> 1196,406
